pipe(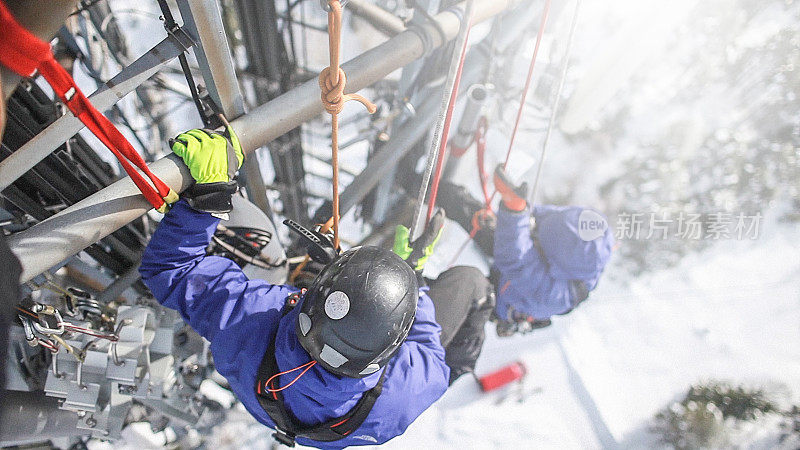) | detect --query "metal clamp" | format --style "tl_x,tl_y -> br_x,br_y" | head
319,0 -> 349,11
52,350 -> 64,378
76,340 -> 98,387
111,319 -> 133,366
76,355 -> 85,387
